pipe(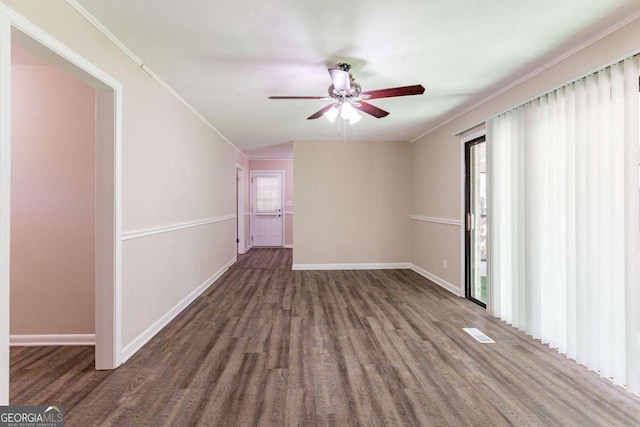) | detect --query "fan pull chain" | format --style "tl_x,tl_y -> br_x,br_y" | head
343,117 -> 347,142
